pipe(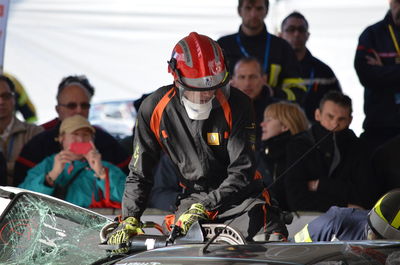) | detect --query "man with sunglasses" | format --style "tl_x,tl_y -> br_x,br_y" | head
105,32 -> 288,253
0,75 -> 43,186
280,11 -> 342,123
13,75 -> 130,186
